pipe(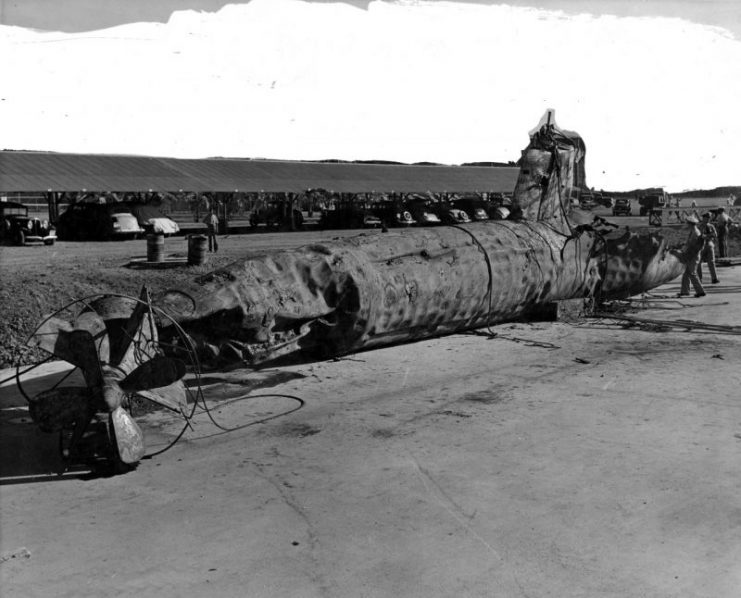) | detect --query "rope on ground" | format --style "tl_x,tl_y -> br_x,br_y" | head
174,392 -> 306,443
465,328 -> 560,349
588,312 -> 741,335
